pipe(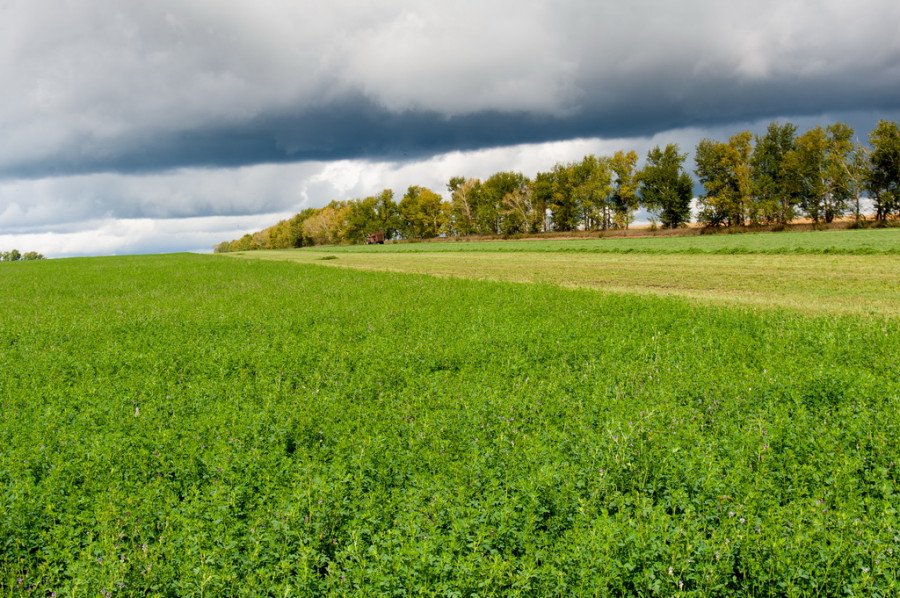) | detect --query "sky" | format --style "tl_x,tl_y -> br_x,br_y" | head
2,0 -> 899,257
